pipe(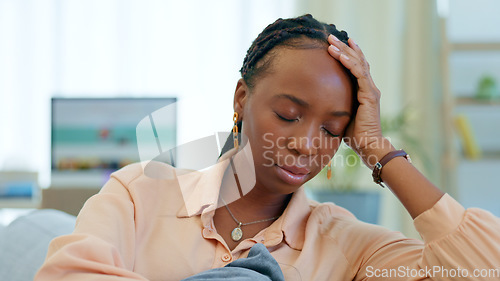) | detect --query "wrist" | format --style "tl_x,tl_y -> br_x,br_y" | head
358,137 -> 395,169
